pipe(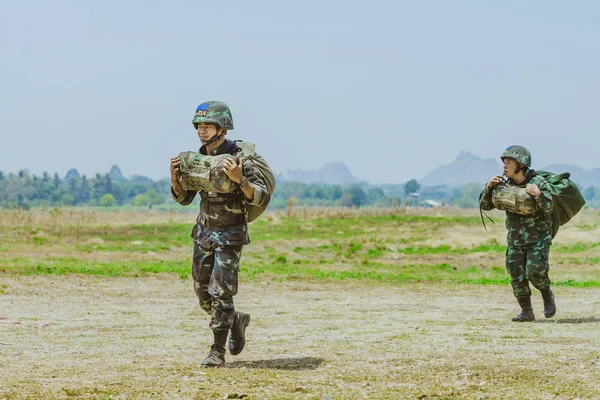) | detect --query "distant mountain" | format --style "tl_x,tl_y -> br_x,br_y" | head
109,165 -> 126,182
419,152 -> 600,188
64,168 -> 80,181
420,151 -> 500,186
282,161 -> 361,185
